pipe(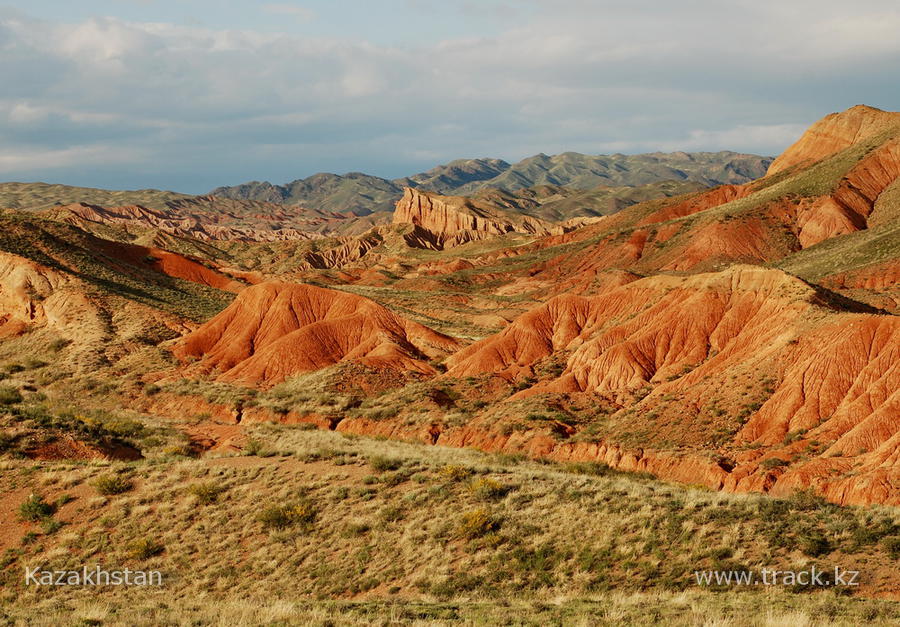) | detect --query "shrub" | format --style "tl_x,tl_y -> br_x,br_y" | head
49,339 -> 70,352
788,488 -> 827,511
439,465 -> 472,481
42,518 -> 63,534
18,494 -> 54,522
454,508 -> 501,540
380,506 -> 405,523
257,501 -> 317,530
128,538 -> 164,559
799,532 -> 831,557
468,477 -> 509,500
0,432 -> 16,453
883,537 -> 900,560
368,456 -> 402,472
342,522 -> 371,537
0,385 -> 23,405
760,457 -> 789,470
92,475 -> 134,496
244,439 -> 264,456
187,482 -> 225,505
